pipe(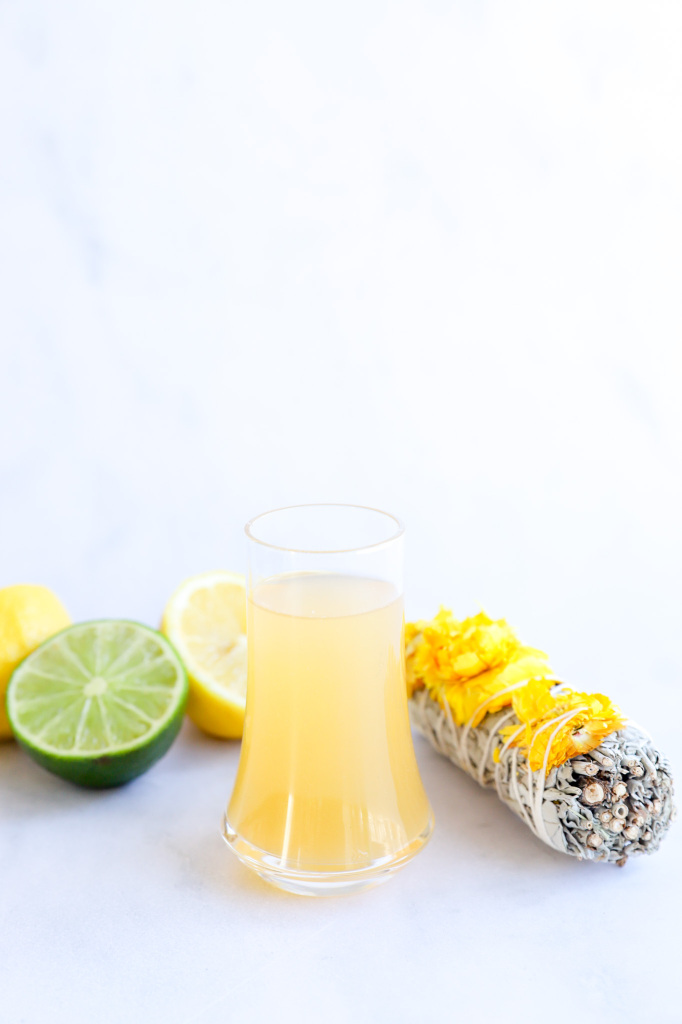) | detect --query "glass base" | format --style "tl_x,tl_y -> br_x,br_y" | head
221,812 -> 434,897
